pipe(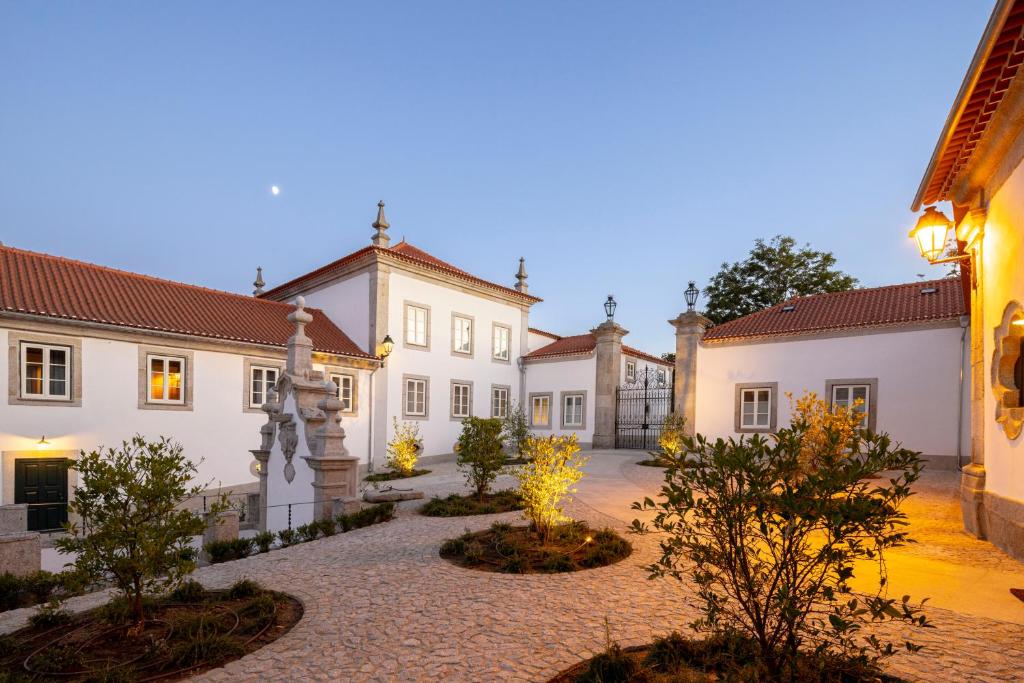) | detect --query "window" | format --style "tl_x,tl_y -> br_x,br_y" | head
404,303 -> 430,348
657,368 -> 667,385
148,354 -> 185,404
626,360 -> 636,382
492,324 -> 511,361
831,384 -> 870,428
20,343 -> 71,400
249,365 -> 279,408
562,392 -> 585,428
452,315 -> 473,356
491,386 -> 510,418
734,382 -> 777,432
451,381 -> 472,419
403,376 -> 428,418
530,393 -> 552,428
329,373 -> 356,413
